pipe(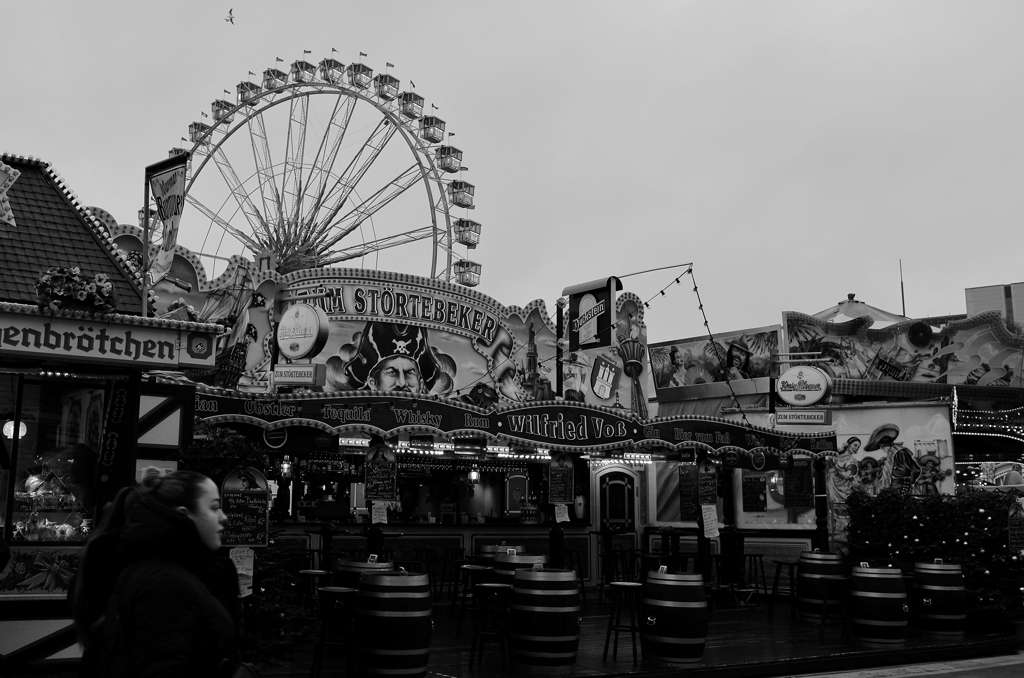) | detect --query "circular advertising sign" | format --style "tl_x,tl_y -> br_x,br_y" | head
276,303 -> 330,361
775,366 -> 832,407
